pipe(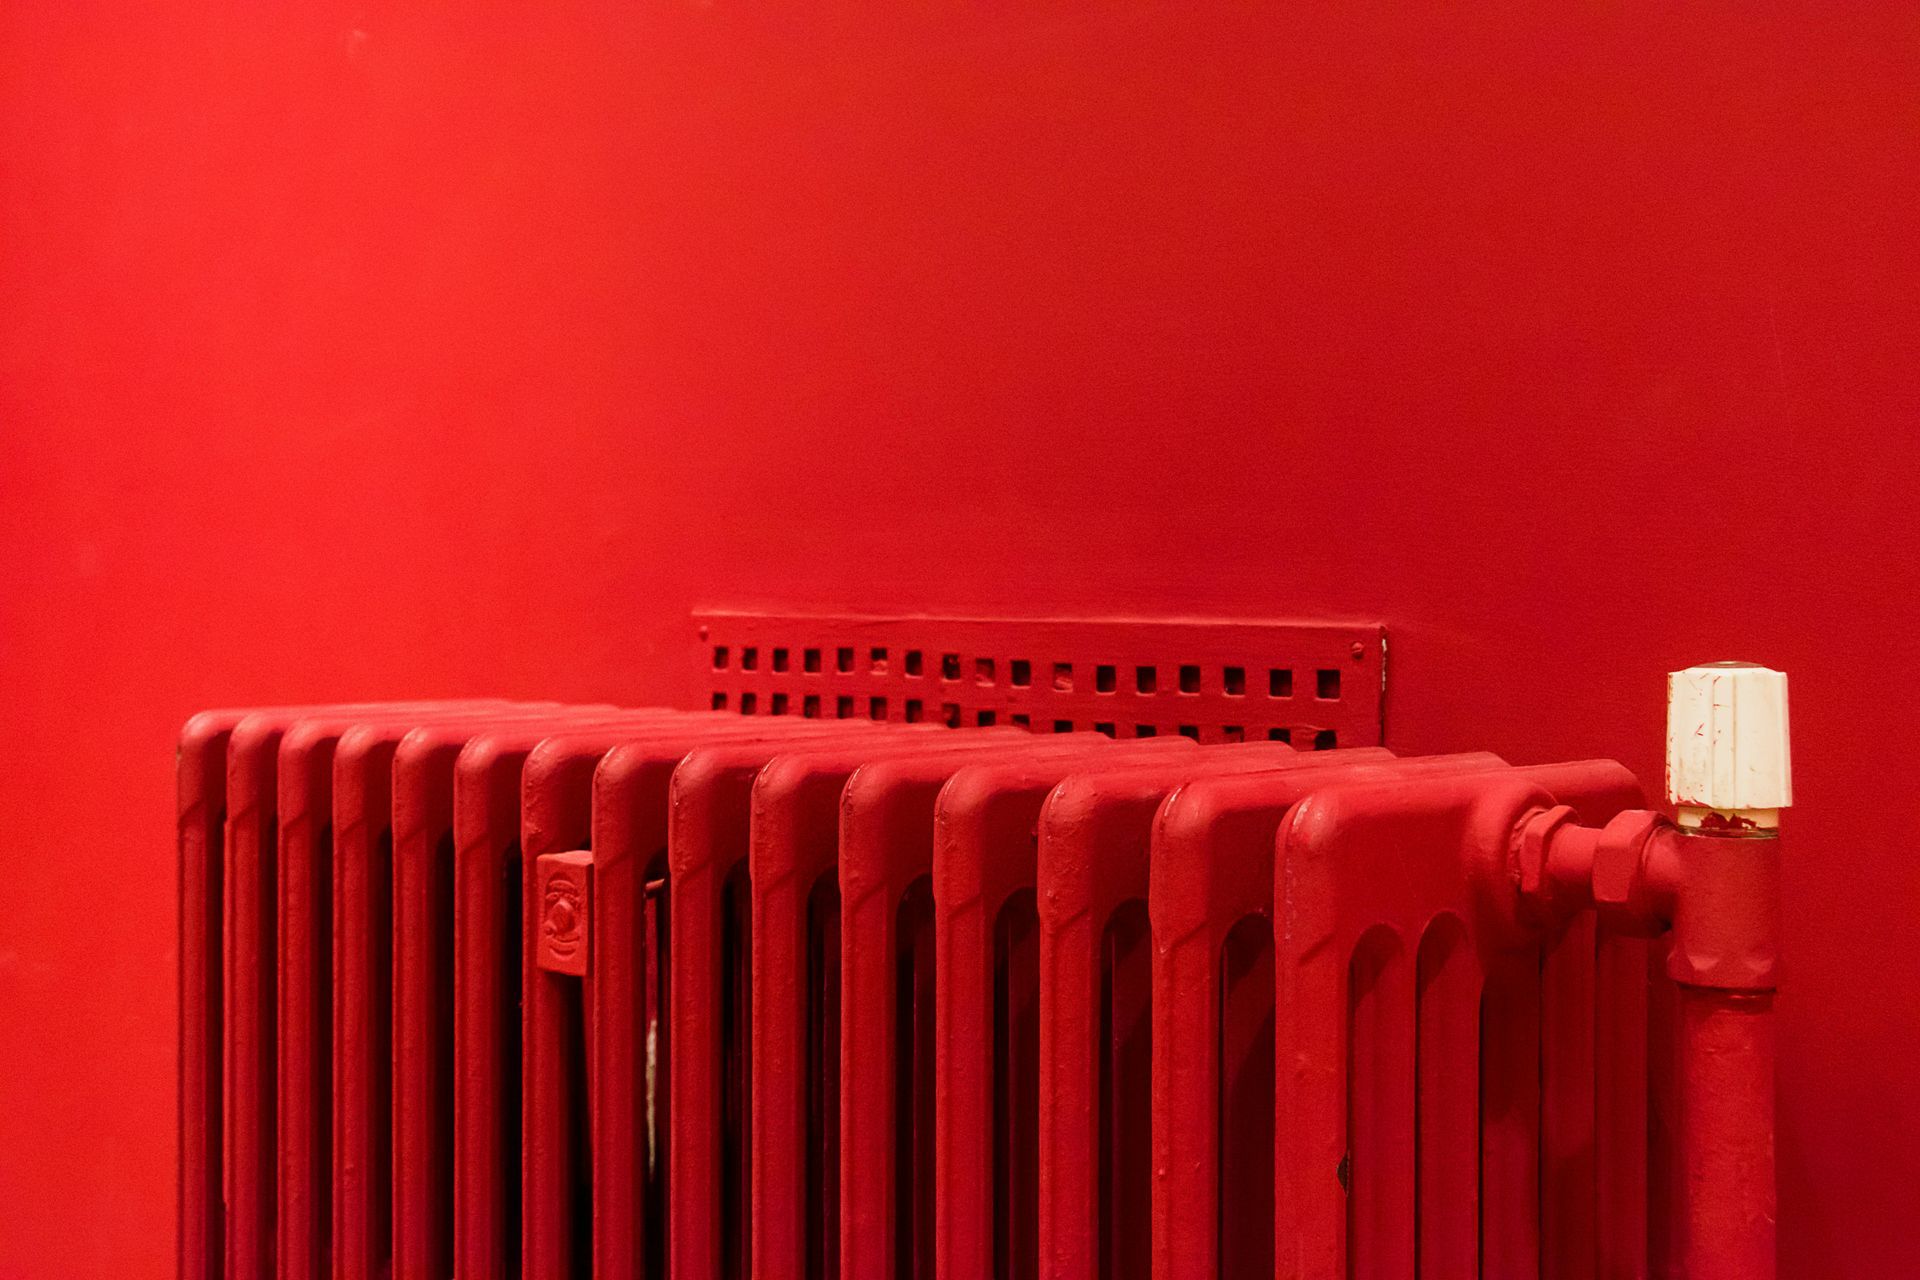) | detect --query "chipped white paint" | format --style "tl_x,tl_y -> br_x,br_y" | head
1666,663 -> 1792,826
